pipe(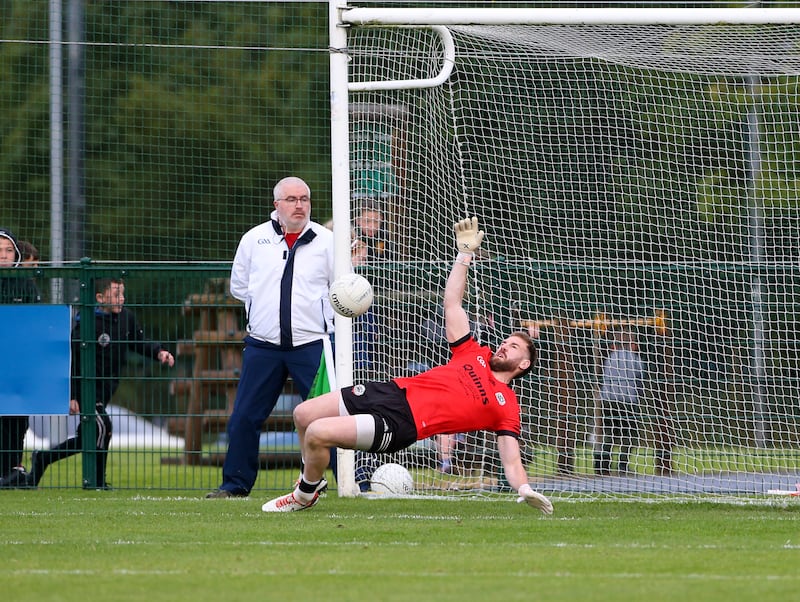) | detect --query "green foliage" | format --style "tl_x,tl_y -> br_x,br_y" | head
0,1 -> 331,261
3,3 -> 800,266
